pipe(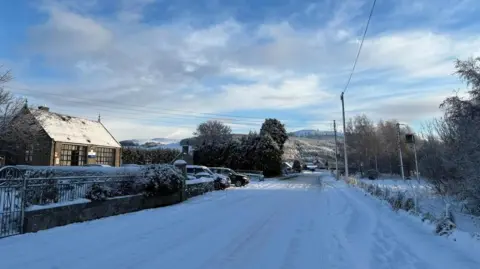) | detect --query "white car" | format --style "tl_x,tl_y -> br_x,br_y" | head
186,165 -> 230,189
305,163 -> 317,171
